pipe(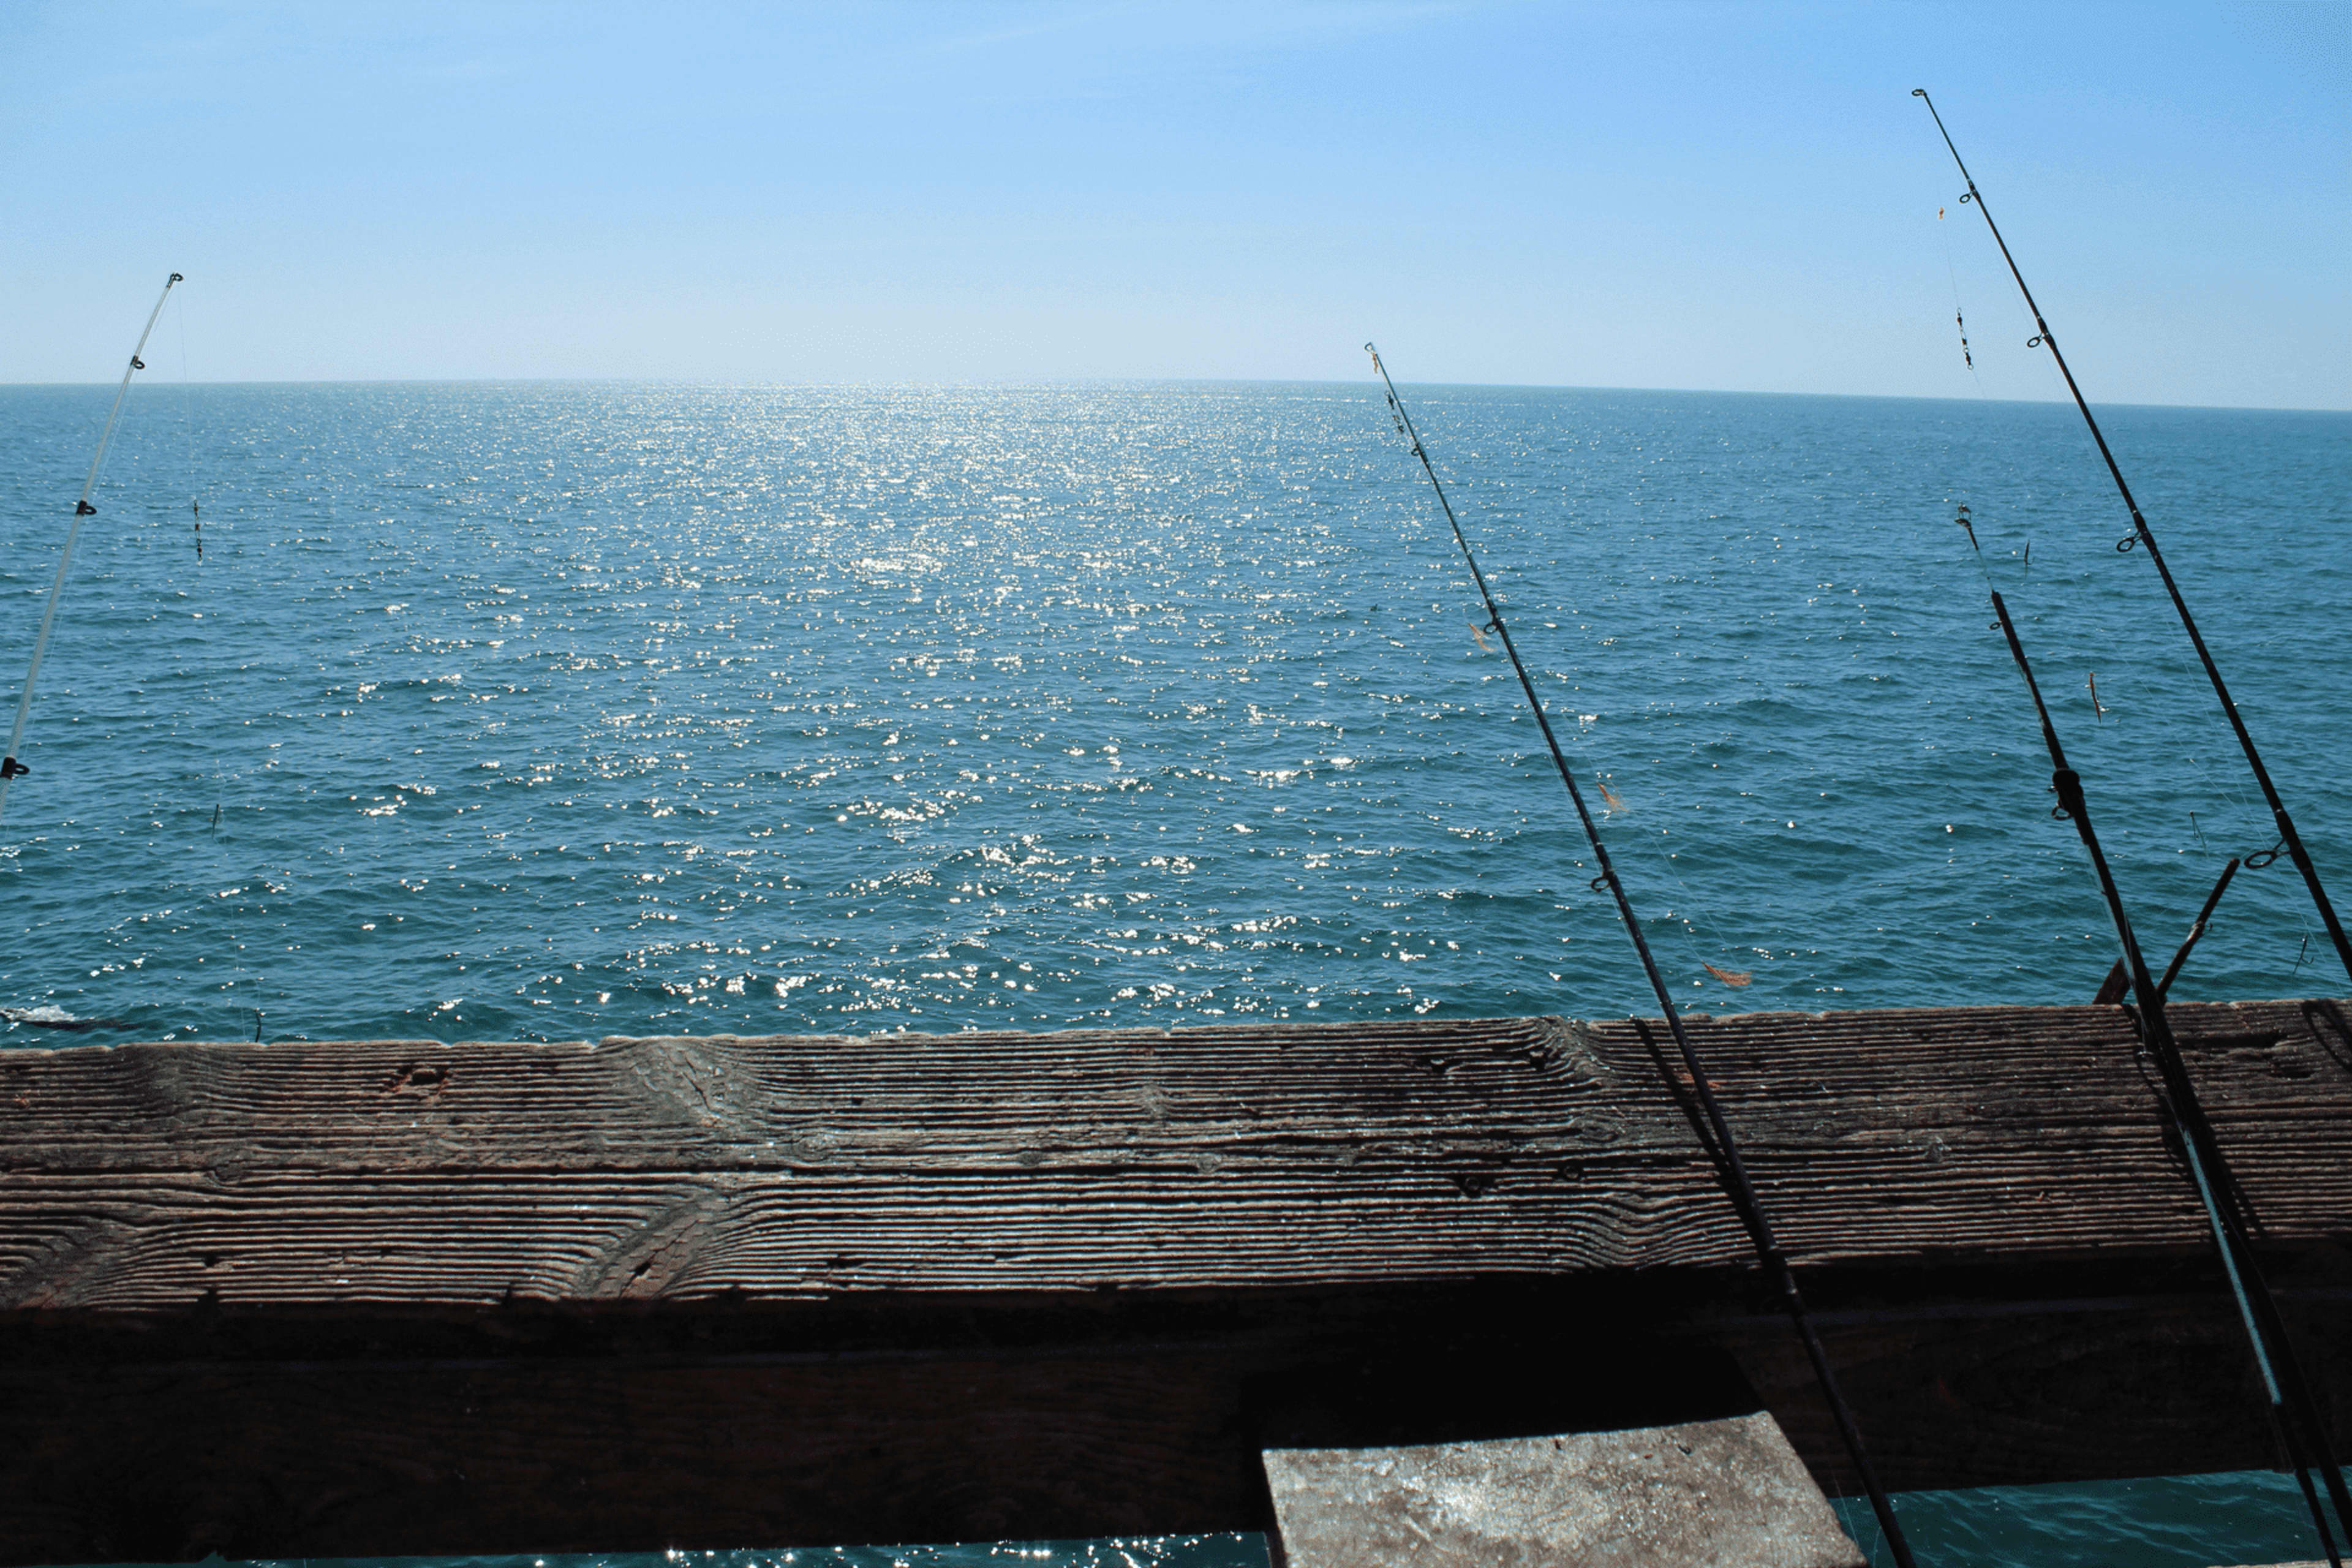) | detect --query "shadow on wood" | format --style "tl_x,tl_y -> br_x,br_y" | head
0,1000 -> 2345,1562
